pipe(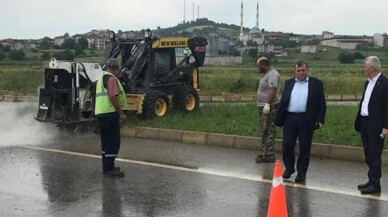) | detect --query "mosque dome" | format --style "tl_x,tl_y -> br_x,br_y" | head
250,26 -> 261,34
